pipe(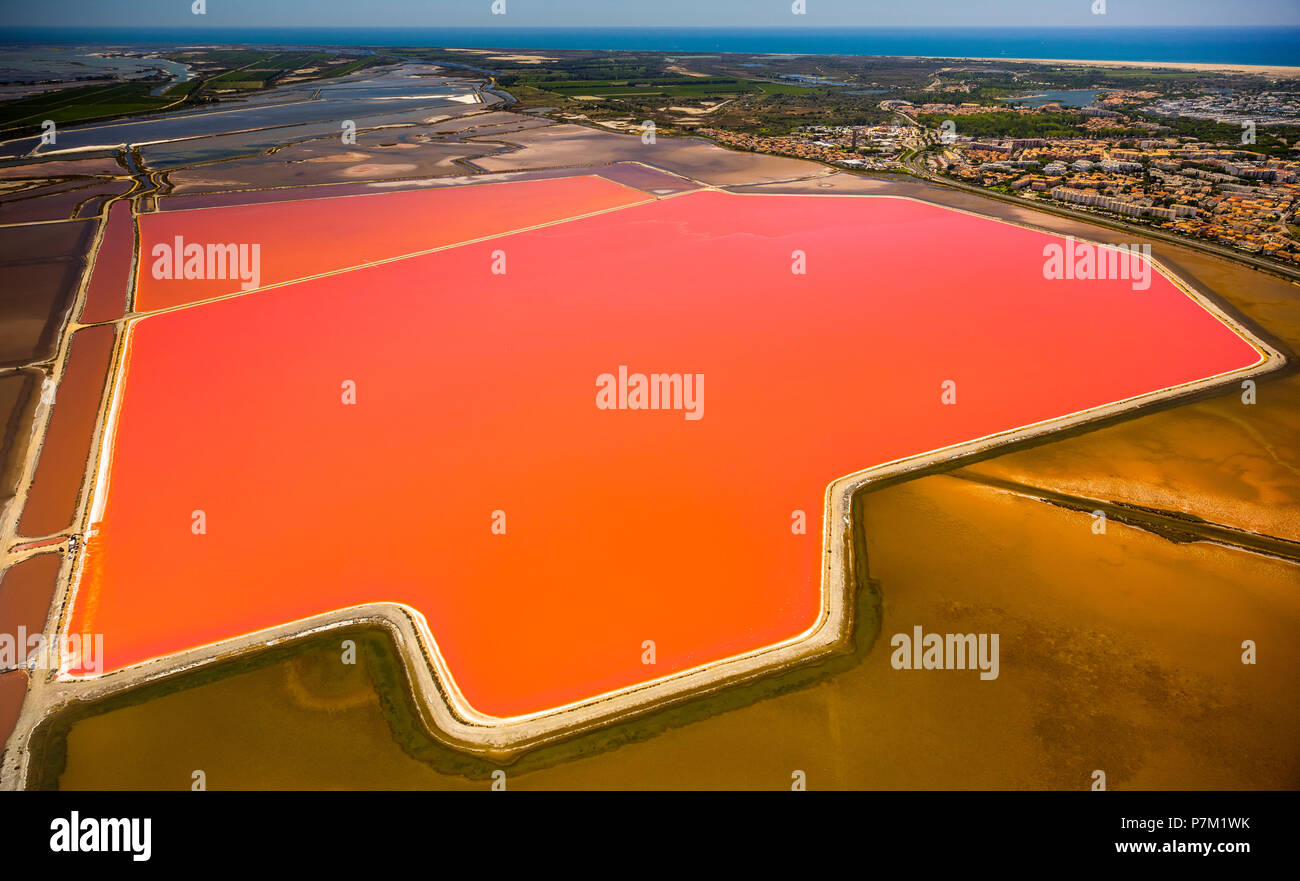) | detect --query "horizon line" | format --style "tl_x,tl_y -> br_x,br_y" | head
5,24 -> 1299,31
